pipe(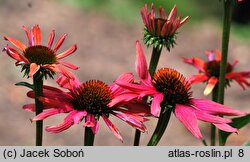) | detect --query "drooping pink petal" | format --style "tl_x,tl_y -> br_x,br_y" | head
193,108 -> 232,123
109,72 -> 134,96
22,25 -> 32,46
3,45 -> 29,64
124,100 -> 151,116
175,104 -> 202,139
46,120 -> 73,133
32,25 -> 42,45
213,123 -> 238,133
115,80 -> 157,96
73,111 -> 87,124
83,114 -> 100,134
187,74 -> 208,84
43,85 -> 64,93
45,111 -> 77,133
91,119 -> 100,134
57,61 -> 79,70
56,44 -> 77,60
226,71 -> 250,79
53,34 -> 67,52
47,30 -> 55,48
42,64 -> 75,80
192,98 -> 247,116
33,108 -> 66,121
183,57 -> 206,72
151,93 -> 164,117
23,104 -> 35,112
204,76 -> 218,95
135,41 -> 151,83
39,97 -> 74,111
233,77 -> 250,90
4,36 -> 26,51
102,114 -> 123,142
108,92 -> 139,107
56,75 -> 81,90
28,87 -> 71,101
113,112 -> 147,132
28,63 -> 40,77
